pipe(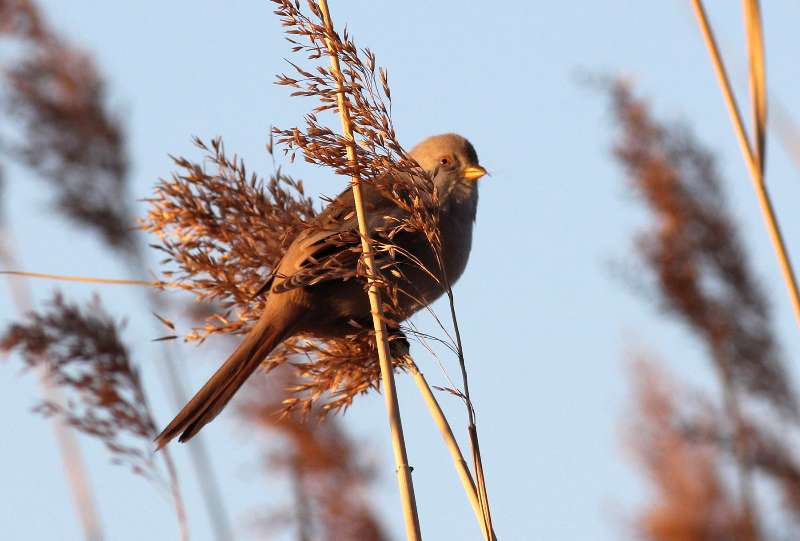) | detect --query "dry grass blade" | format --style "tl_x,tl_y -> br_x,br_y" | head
0,270 -> 161,287
441,286 -> 495,539
152,312 -> 176,331
689,0 -> 800,328
0,293 -> 189,541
